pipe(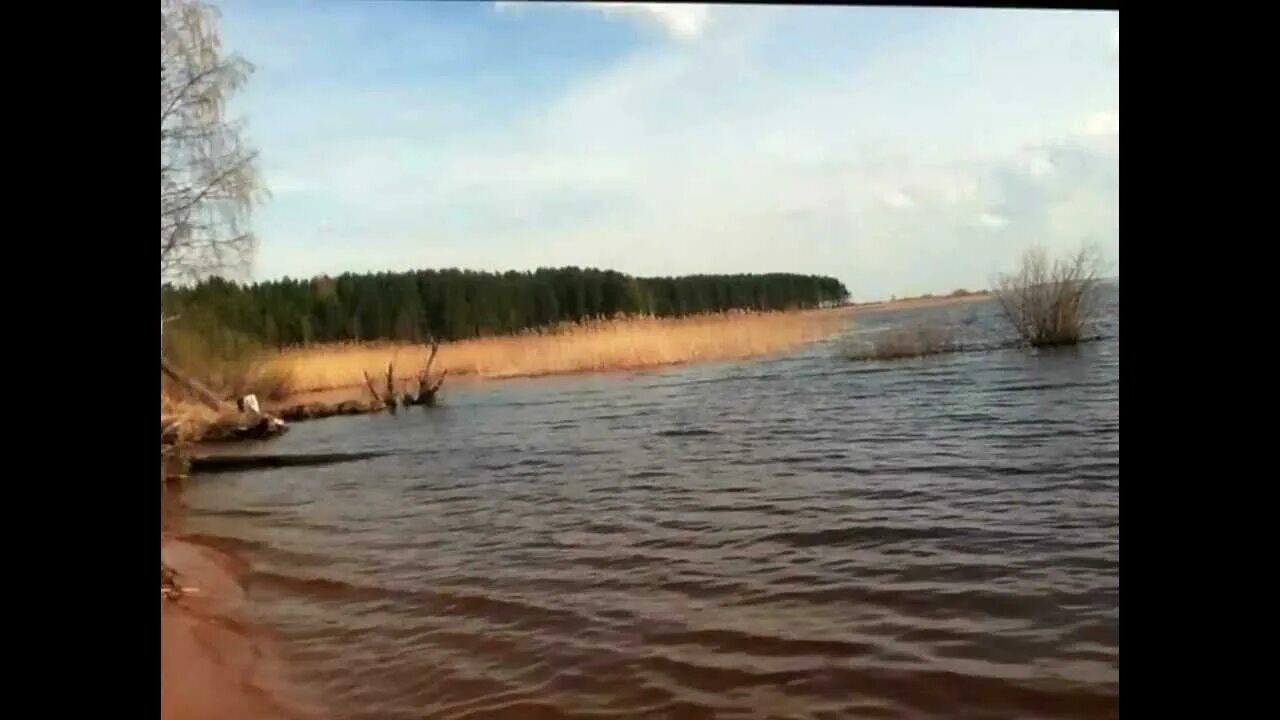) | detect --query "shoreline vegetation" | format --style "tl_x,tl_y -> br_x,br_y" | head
162,306 -> 856,447
160,251 -> 1101,452
161,290 -> 1008,451
161,268 -> 853,448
